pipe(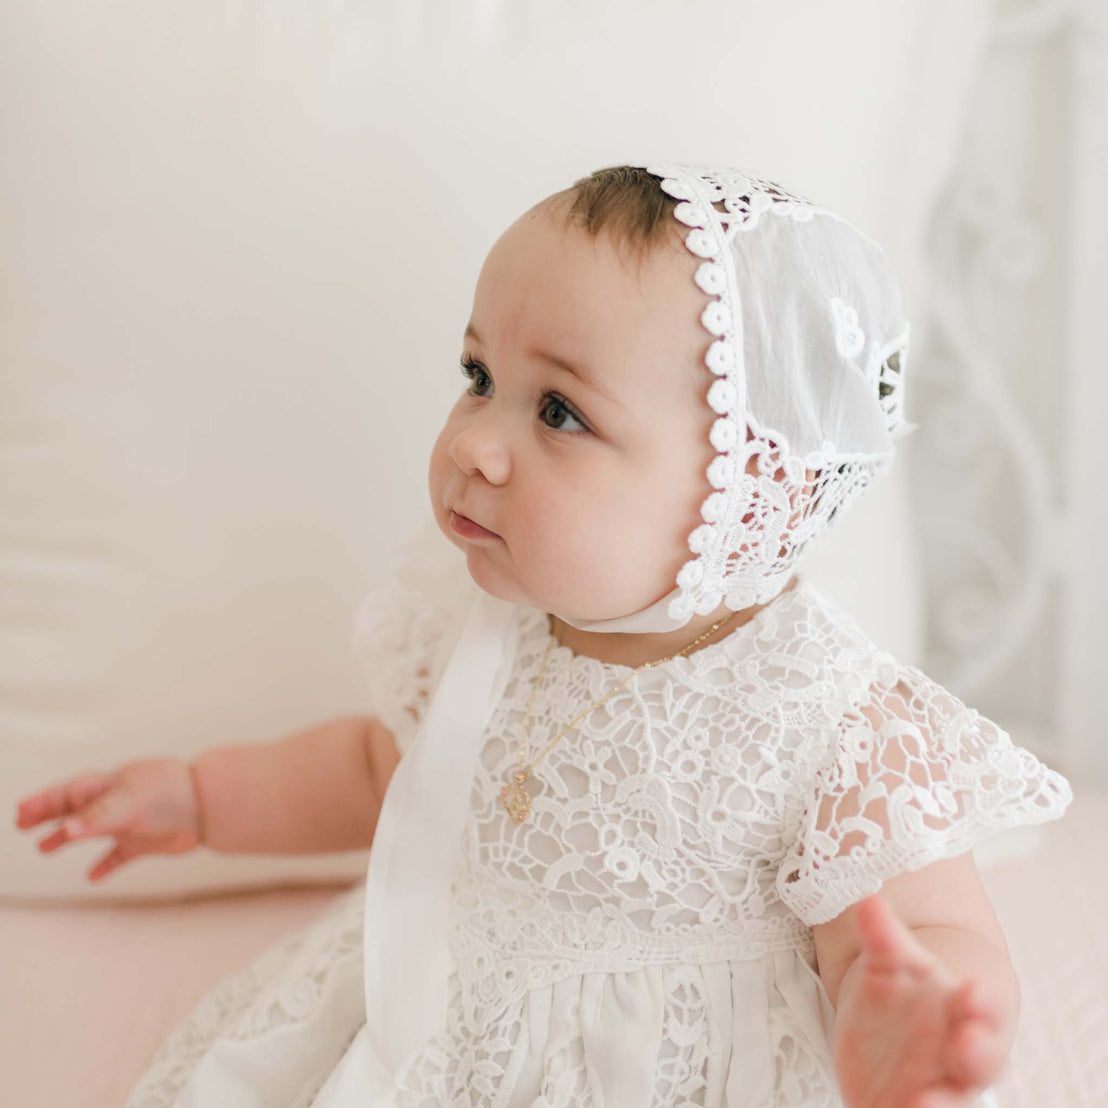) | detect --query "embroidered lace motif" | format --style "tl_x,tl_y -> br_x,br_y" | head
447,590 -> 848,1034
124,563 -> 1071,1107
123,884 -> 365,1108
391,960 -> 842,1108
